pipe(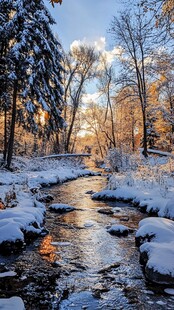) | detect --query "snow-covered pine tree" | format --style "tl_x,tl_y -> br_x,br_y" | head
0,0 -> 15,162
1,0 -> 65,168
